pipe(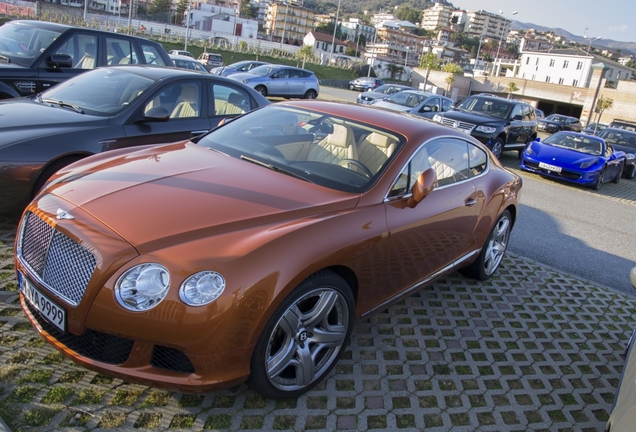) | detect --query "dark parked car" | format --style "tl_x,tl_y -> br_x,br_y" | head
372,90 -> 453,119
0,66 -> 269,214
433,95 -> 538,158
356,83 -> 412,105
608,119 -> 636,131
535,108 -> 545,119
596,127 -> 636,179
228,64 -> 319,99
15,101 -> 521,399
0,20 -> 172,99
582,122 -> 608,135
349,77 -> 385,91
169,54 -> 210,73
537,114 -> 583,137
